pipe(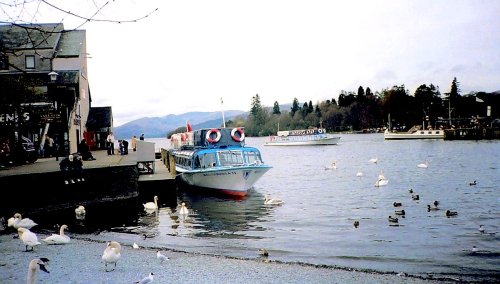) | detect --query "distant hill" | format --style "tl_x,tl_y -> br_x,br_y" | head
113,110 -> 246,139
